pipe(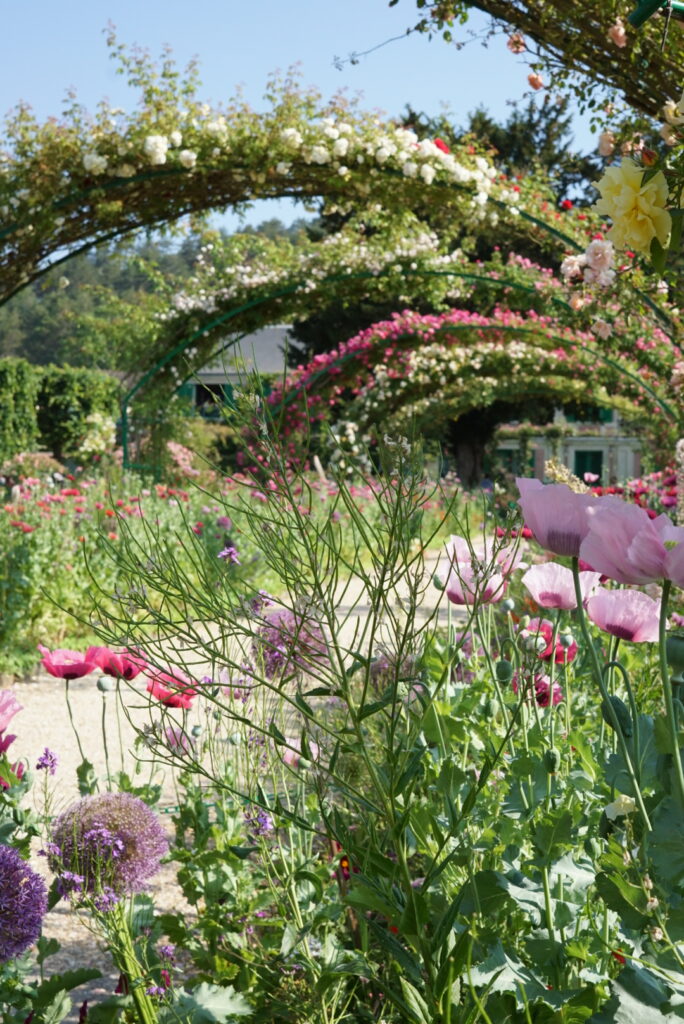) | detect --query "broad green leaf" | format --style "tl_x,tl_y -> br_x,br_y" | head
171,983 -> 252,1021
